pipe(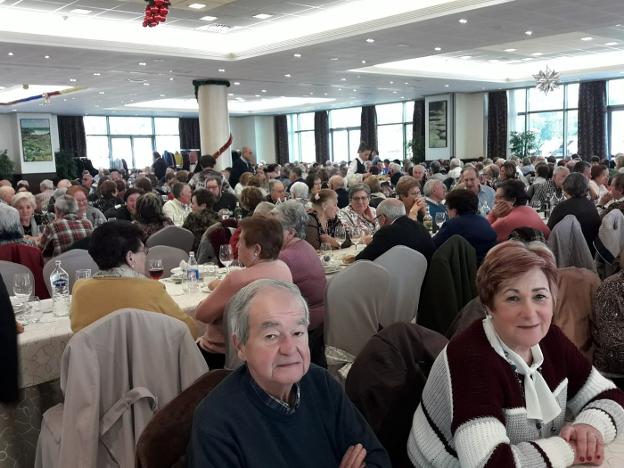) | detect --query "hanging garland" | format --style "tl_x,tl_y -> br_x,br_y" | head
143,0 -> 170,28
